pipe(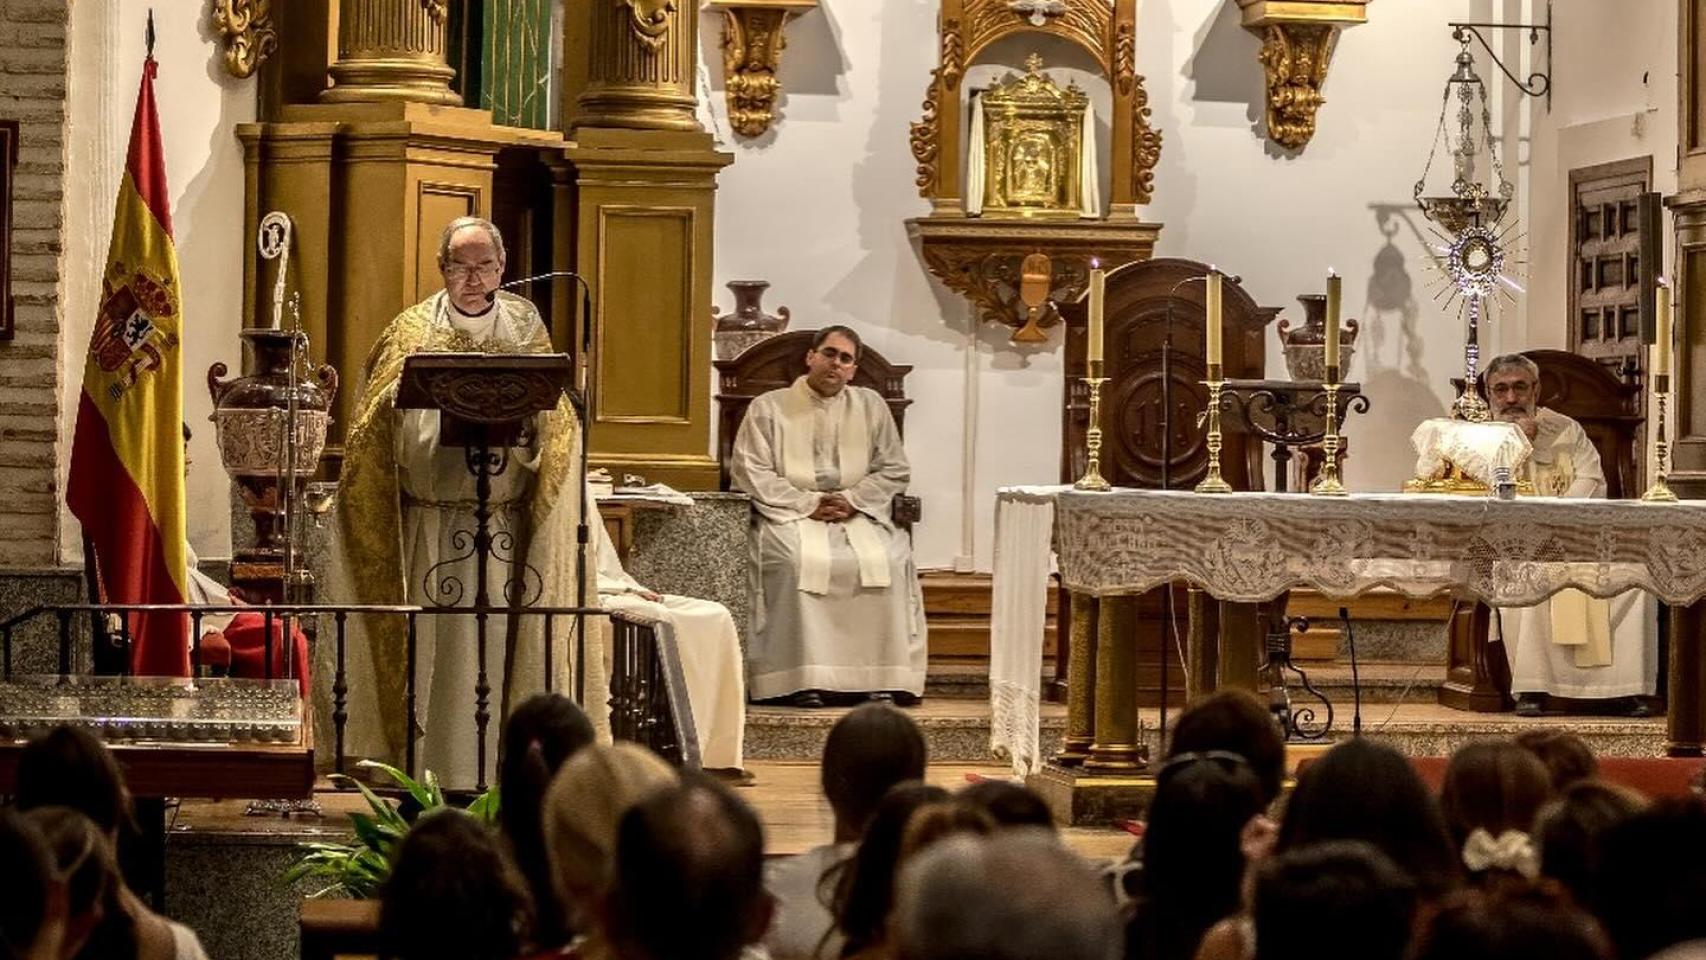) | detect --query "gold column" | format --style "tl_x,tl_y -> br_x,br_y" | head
1057,594 -> 1097,765
1085,595 -> 1142,771
574,0 -> 701,132
321,0 -> 460,105
564,0 -> 731,488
